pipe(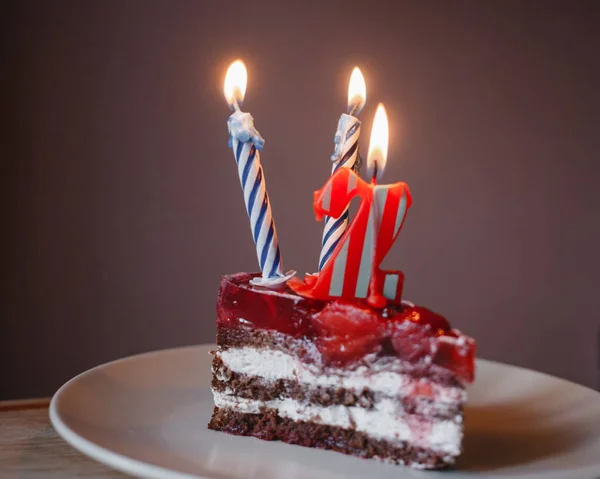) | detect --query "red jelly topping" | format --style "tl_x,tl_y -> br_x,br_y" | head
217,273 -> 475,382
217,273 -> 325,337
